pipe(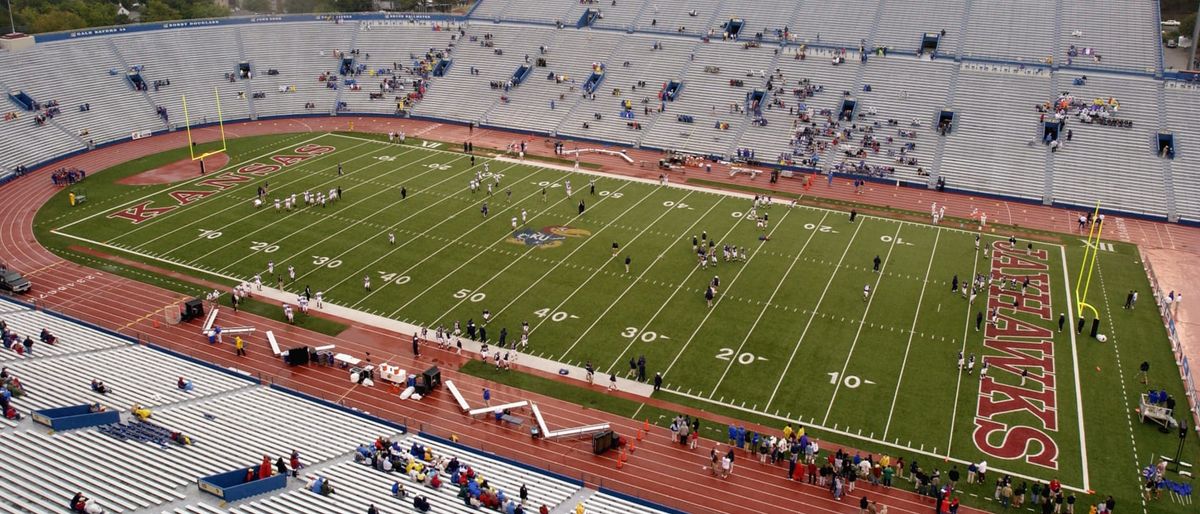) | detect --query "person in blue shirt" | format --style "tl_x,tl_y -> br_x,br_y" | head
727,424 -> 737,445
